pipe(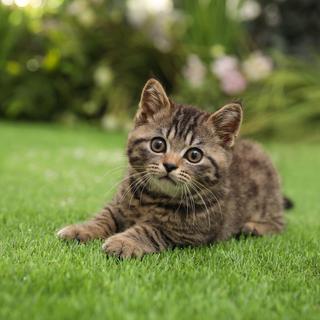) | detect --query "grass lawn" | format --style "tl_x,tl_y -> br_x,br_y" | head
0,121 -> 319,320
